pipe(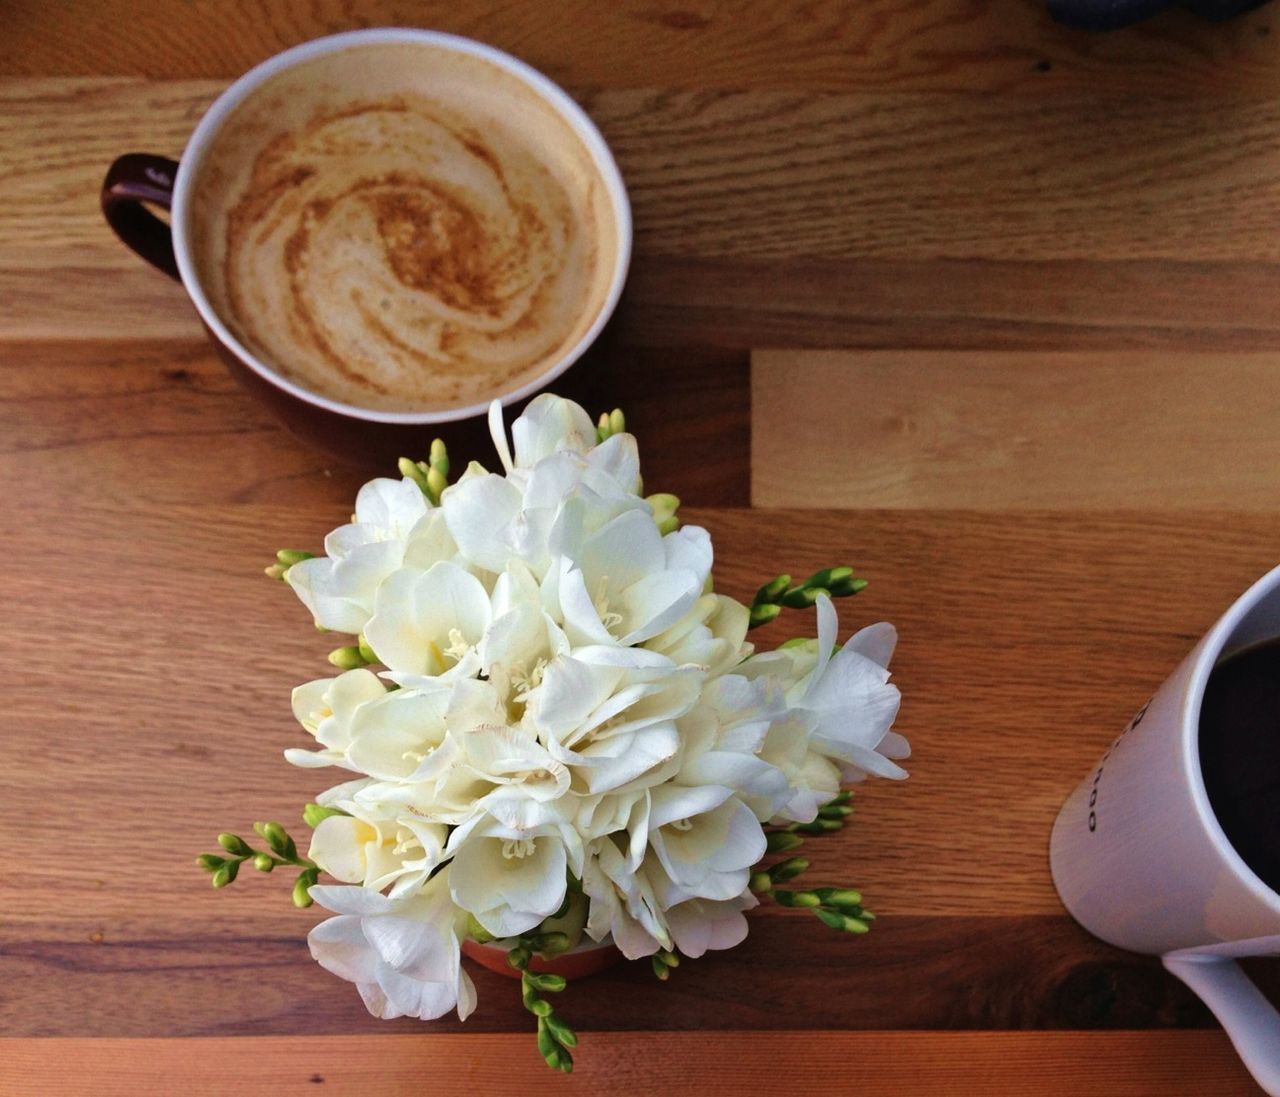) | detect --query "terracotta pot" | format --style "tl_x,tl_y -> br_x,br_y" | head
462,938 -> 622,981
